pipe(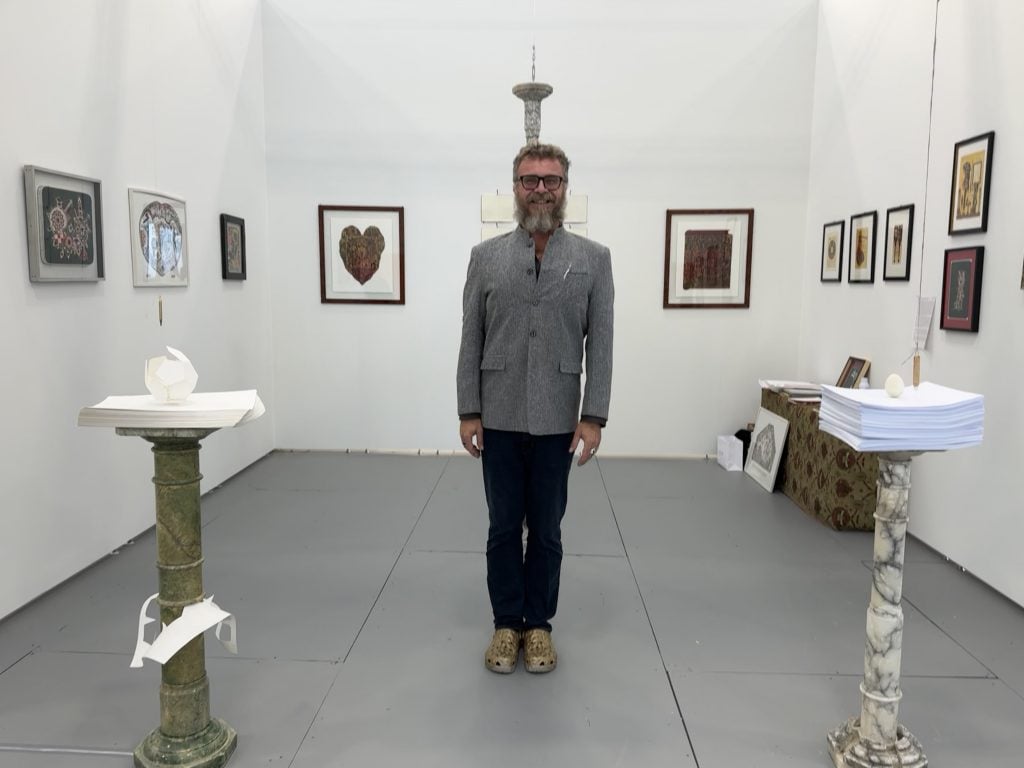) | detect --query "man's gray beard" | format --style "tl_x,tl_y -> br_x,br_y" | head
514,193 -> 567,234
